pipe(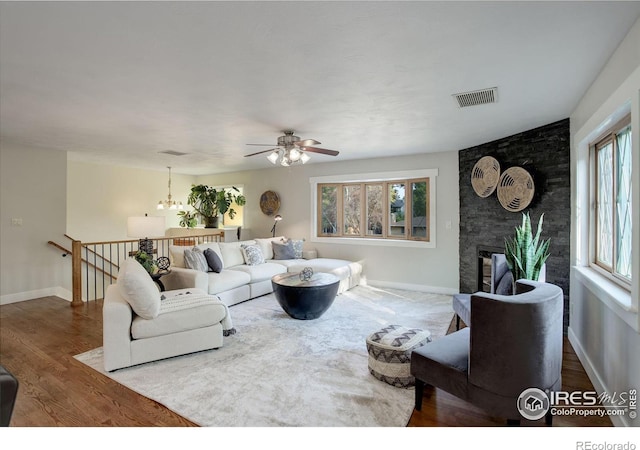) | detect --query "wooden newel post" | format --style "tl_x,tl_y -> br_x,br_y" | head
71,240 -> 83,307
